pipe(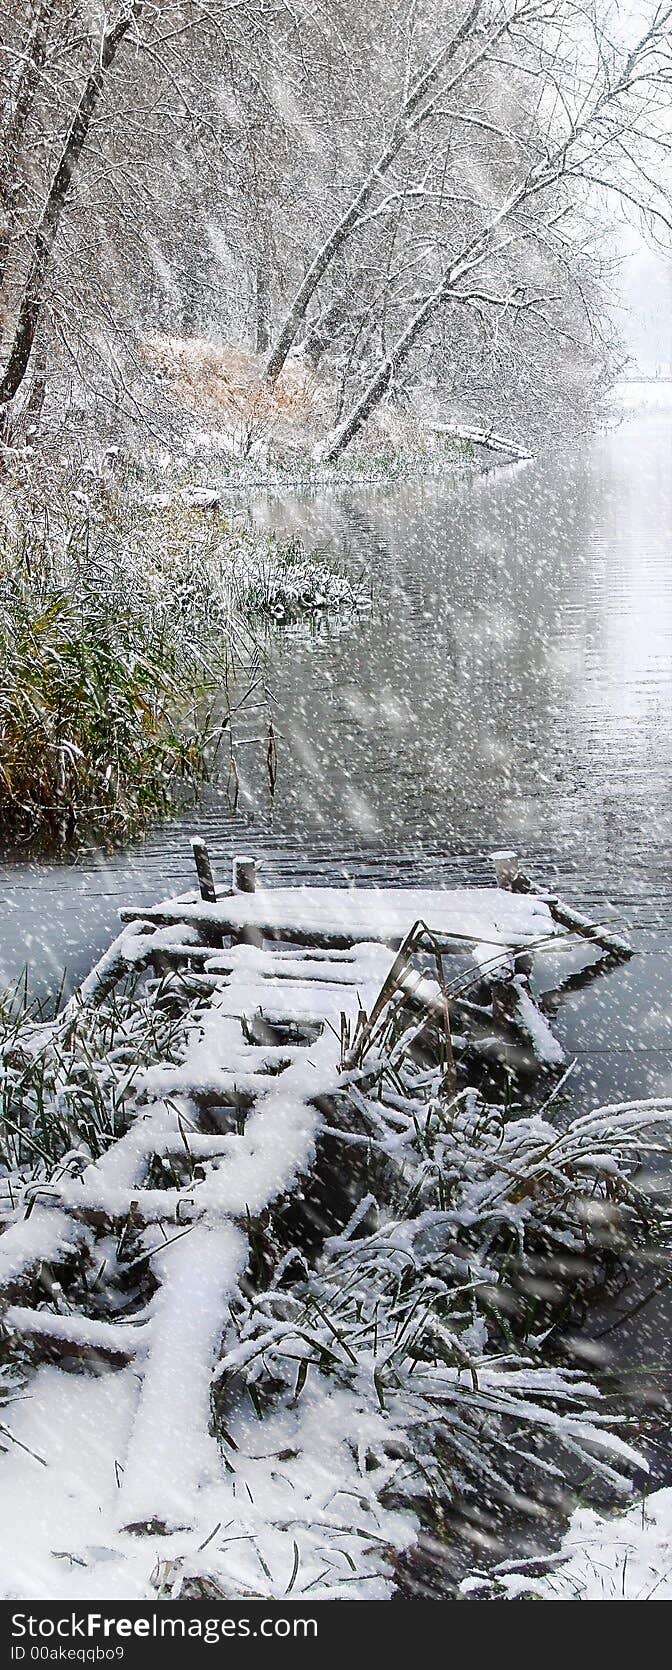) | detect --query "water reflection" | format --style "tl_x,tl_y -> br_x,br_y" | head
237,413 -> 672,881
